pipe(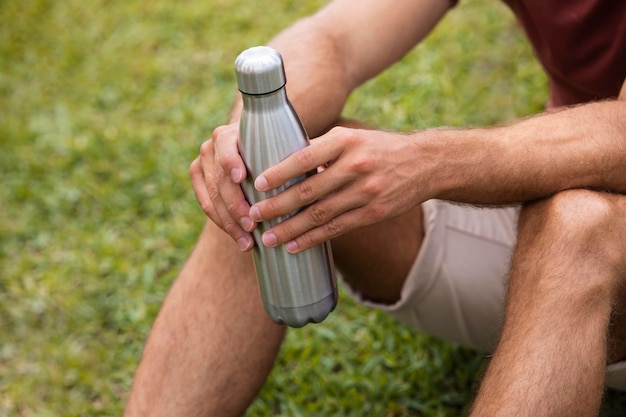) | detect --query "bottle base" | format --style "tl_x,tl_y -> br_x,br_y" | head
265,293 -> 337,328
